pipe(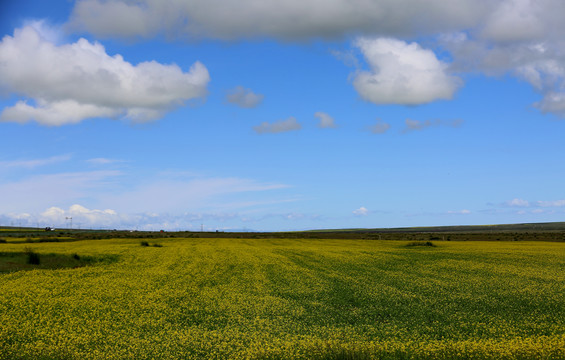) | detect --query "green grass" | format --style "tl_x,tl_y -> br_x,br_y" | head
0,238 -> 564,359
